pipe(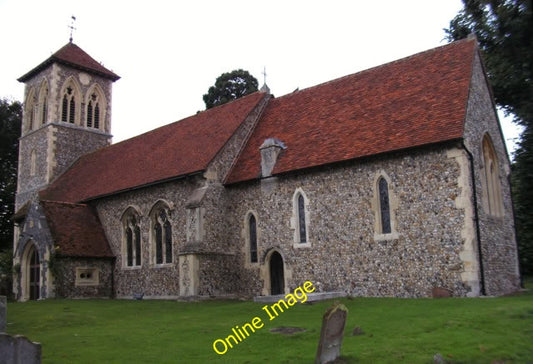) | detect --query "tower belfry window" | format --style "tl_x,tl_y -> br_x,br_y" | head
86,89 -> 104,129
25,88 -> 36,132
61,86 -> 76,124
38,82 -> 48,125
41,96 -> 47,125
